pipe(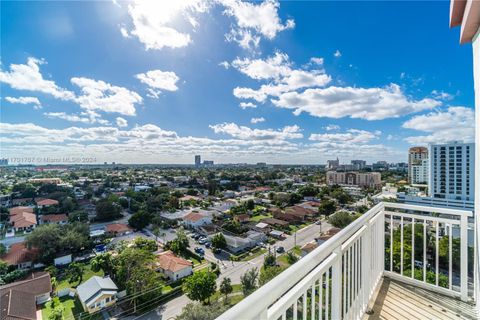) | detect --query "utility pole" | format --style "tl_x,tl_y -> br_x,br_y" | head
294,231 -> 297,248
